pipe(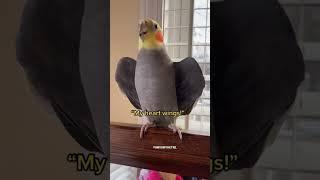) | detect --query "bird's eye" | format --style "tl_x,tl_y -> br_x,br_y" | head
154,24 -> 158,29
